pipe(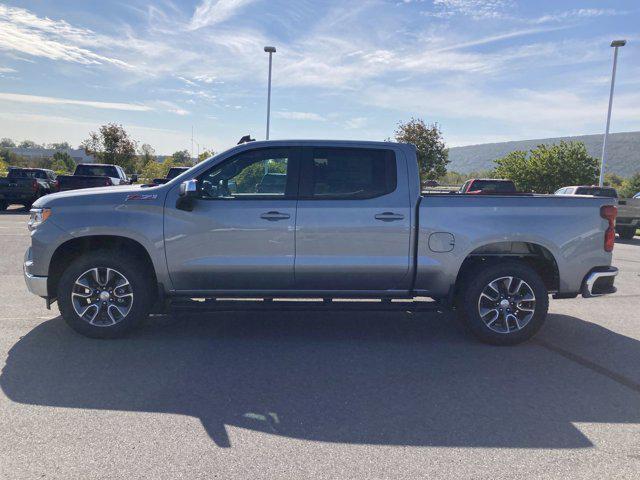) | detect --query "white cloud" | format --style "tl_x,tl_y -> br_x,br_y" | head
274,111 -> 326,121
0,92 -> 152,111
426,0 -> 511,20
188,0 -> 256,30
534,8 -> 621,24
0,66 -> 16,73
0,5 -> 131,68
